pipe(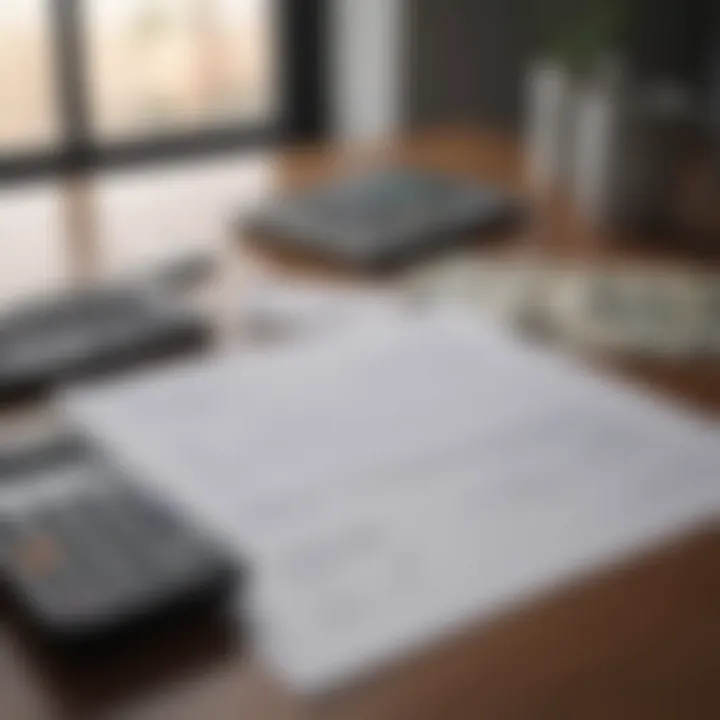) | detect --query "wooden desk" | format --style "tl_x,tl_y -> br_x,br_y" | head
0,128 -> 718,720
